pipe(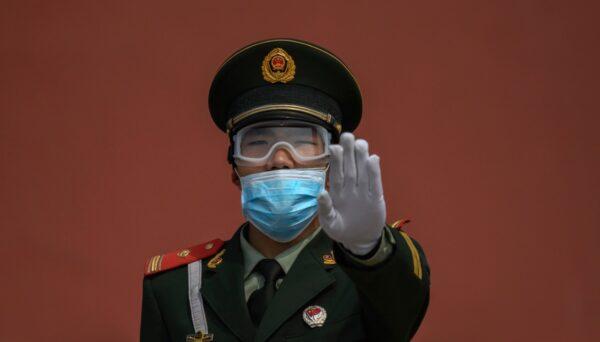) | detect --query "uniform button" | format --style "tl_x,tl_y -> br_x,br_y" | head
205,242 -> 214,250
